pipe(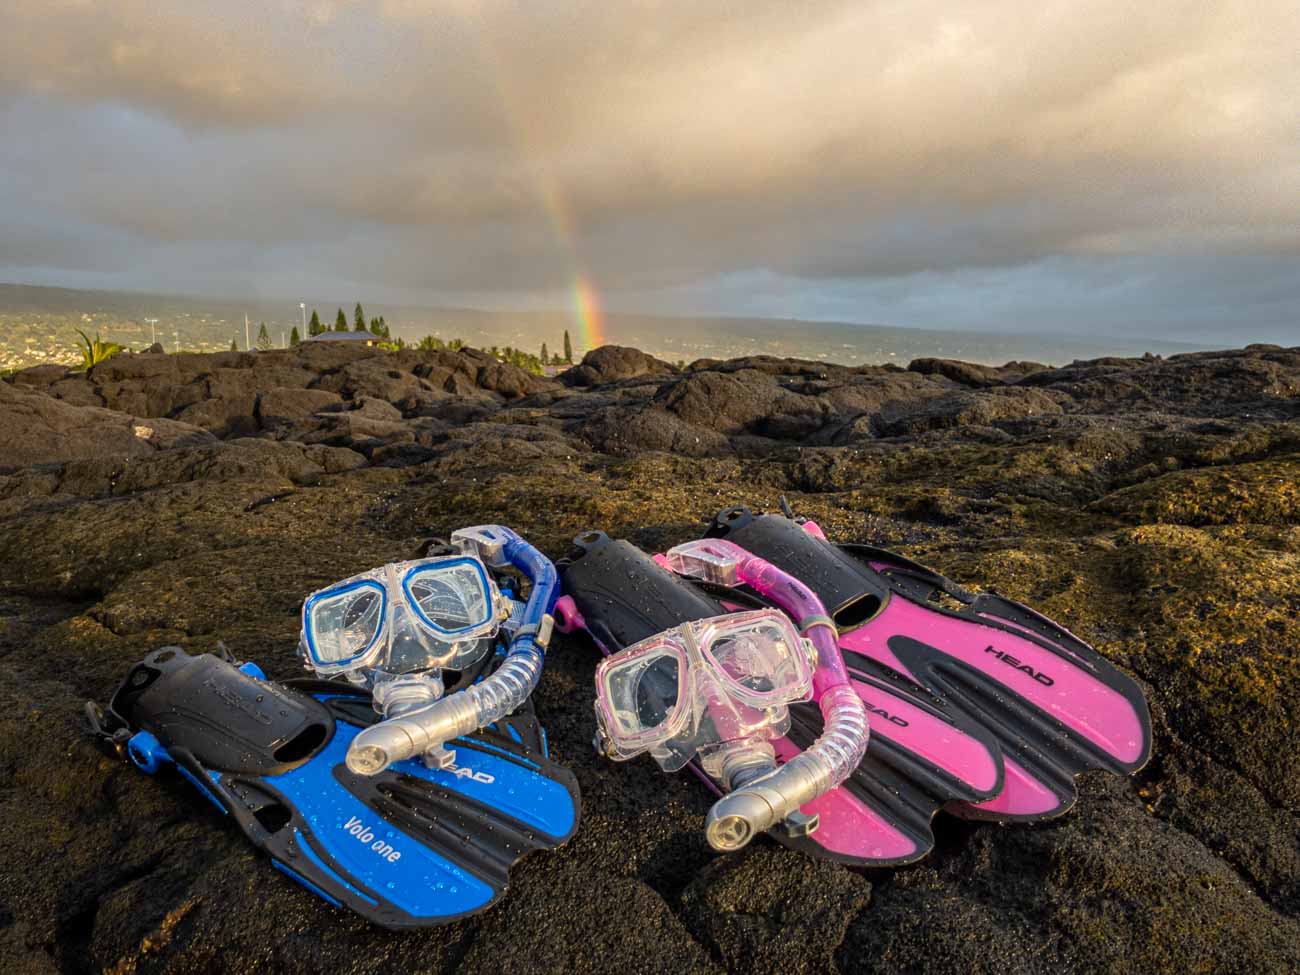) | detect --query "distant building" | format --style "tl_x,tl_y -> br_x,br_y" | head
306,330 -> 380,346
